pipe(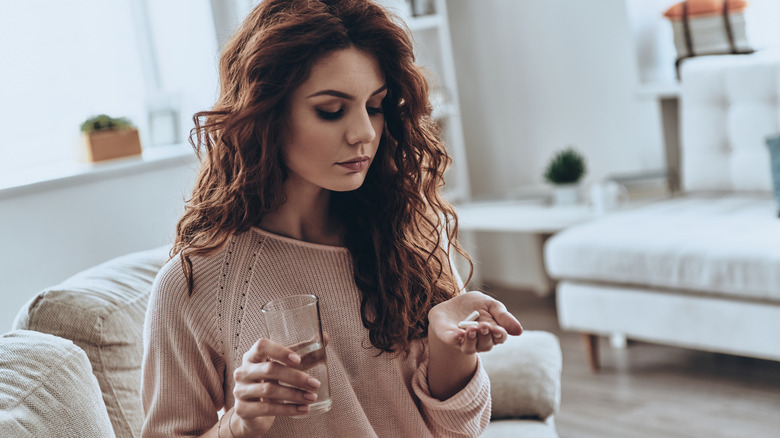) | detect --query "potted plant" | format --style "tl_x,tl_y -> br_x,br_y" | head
80,114 -> 142,162
543,147 -> 587,206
